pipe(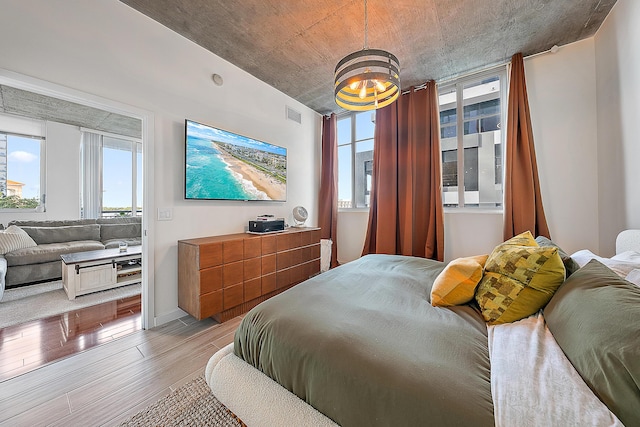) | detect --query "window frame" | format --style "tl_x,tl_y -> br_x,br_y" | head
81,129 -> 142,218
438,68 -> 508,211
0,114 -> 47,213
336,110 -> 375,211
102,135 -> 142,217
